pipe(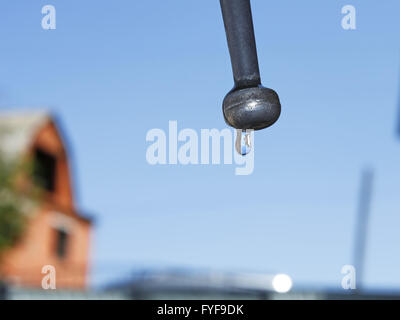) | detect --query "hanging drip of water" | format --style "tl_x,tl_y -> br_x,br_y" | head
235,129 -> 252,156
